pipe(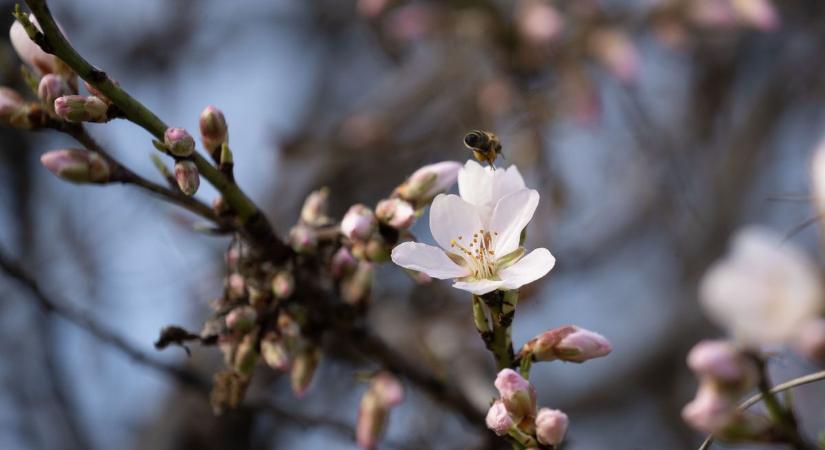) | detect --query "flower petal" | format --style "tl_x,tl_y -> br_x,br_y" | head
391,242 -> 470,279
452,279 -> 505,295
492,165 -> 526,203
429,194 -> 483,252
490,189 -> 540,256
458,160 -> 492,207
499,248 -> 556,290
